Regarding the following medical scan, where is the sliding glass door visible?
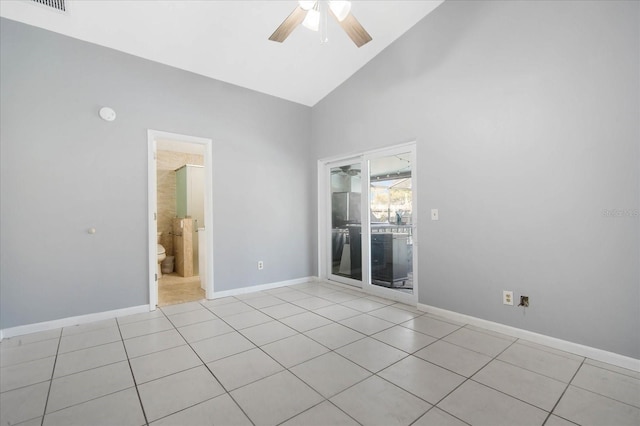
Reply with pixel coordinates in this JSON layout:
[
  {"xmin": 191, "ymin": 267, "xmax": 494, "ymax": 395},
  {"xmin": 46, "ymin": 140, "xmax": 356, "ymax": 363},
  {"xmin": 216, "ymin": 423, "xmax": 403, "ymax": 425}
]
[
  {"xmin": 327, "ymin": 160, "xmax": 363, "ymax": 287},
  {"xmin": 364, "ymin": 148, "xmax": 416, "ymax": 303},
  {"xmin": 323, "ymin": 143, "xmax": 417, "ymax": 303}
]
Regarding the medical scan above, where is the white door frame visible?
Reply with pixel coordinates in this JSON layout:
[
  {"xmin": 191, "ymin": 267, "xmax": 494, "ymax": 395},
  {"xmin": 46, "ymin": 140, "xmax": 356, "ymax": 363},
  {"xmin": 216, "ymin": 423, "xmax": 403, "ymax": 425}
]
[
  {"xmin": 147, "ymin": 129, "xmax": 214, "ymax": 309},
  {"xmin": 318, "ymin": 142, "xmax": 418, "ymax": 305}
]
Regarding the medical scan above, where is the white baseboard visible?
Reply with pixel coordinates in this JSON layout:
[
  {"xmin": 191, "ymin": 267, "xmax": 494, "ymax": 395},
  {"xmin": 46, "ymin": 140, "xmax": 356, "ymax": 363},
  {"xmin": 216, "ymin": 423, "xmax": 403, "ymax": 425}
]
[
  {"xmin": 0, "ymin": 305, "xmax": 150, "ymax": 340},
  {"xmin": 212, "ymin": 276, "xmax": 318, "ymax": 299},
  {"xmin": 418, "ymin": 303, "xmax": 640, "ymax": 373},
  {"xmin": 0, "ymin": 277, "xmax": 320, "ymax": 340}
]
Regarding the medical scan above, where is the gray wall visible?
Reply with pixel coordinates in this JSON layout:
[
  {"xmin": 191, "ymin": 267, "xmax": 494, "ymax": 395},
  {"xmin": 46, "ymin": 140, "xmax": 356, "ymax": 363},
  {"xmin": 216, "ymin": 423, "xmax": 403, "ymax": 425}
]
[
  {"xmin": 0, "ymin": 18, "xmax": 313, "ymax": 329},
  {"xmin": 312, "ymin": 1, "xmax": 639, "ymax": 358}
]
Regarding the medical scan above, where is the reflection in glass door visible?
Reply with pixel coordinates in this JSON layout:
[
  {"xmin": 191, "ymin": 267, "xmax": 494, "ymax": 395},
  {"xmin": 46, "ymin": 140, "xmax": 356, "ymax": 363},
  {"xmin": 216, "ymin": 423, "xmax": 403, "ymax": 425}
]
[
  {"xmin": 329, "ymin": 162, "xmax": 363, "ymax": 286},
  {"xmin": 368, "ymin": 152, "xmax": 414, "ymax": 295}
]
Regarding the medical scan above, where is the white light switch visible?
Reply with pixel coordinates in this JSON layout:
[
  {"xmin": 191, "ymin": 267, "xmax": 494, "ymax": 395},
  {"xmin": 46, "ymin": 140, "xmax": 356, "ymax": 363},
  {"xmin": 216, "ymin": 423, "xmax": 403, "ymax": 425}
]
[{"xmin": 431, "ymin": 209, "xmax": 439, "ymax": 220}]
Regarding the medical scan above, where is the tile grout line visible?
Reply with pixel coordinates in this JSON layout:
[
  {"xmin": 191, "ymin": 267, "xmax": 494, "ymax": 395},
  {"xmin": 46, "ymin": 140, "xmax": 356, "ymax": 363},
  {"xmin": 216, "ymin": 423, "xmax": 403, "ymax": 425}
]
[
  {"xmin": 493, "ymin": 340, "xmax": 585, "ymax": 385},
  {"xmin": 164, "ymin": 302, "xmax": 258, "ymax": 426},
  {"xmin": 541, "ymin": 357, "xmax": 586, "ymax": 425},
  {"xmin": 460, "ymin": 341, "xmax": 575, "ymax": 419},
  {"xmin": 198, "ymin": 287, "xmax": 400, "ymax": 425},
  {"xmin": 39, "ymin": 328, "xmax": 63, "ymax": 426},
  {"xmin": 165, "ymin": 283, "xmax": 357, "ymax": 426},
  {"xmin": 411, "ymin": 335, "xmax": 522, "ymax": 424},
  {"xmin": 116, "ymin": 316, "xmax": 151, "ymax": 426},
  {"xmin": 133, "ymin": 283, "xmax": 639, "ymax": 425},
  {"xmin": 9, "ymin": 282, "xmax": 636, "ymax": 425},
  {"xmin": 268, "ymin": 291, "xmax": 430, "ymax": 425}
]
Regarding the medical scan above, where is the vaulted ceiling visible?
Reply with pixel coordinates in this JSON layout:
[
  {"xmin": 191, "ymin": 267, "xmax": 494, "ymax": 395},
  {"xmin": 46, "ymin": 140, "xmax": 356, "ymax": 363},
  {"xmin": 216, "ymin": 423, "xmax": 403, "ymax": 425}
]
[{"xmin": 0, "ymin": 0, "xmax": 444, "ymax": 106}]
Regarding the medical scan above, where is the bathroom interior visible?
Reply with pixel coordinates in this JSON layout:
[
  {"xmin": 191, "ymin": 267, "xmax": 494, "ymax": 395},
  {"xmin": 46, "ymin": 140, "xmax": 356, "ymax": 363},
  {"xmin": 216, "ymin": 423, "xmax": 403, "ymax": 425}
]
[{"xmin": 156, "ymin": 139, "xmax": 206, "ymax": 307}]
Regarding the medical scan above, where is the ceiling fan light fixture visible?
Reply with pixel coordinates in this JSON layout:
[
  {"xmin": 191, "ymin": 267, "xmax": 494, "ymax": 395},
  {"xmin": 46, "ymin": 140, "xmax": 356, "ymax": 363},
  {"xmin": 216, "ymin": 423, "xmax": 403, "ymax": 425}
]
[
  {"xmin": 298, "ymin": 1, "xmax": 316, "ymax": 11},
  {"xmin": 302, "ymin": 7, "xmax": 320, "ymax": 31},
  {"xmin": 329, "ymin": 1, "xmax": 351, "ymax": 22}
]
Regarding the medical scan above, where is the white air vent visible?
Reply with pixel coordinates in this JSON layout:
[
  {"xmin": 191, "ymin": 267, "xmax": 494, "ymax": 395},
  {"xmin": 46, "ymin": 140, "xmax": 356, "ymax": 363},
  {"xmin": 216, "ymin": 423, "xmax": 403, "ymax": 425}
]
[{"xmin": 31, "ymin": 0, "xmax": 68, "ymax": 14}]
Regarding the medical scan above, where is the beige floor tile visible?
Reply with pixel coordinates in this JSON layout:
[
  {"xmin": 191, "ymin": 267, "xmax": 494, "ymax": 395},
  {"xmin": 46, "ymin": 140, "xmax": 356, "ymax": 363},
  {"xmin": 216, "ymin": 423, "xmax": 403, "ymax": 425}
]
[
  {"xmin": 1, "ymin": 356, "xmax": 55, "ymax": 392},
  {"xmin": 176, "ymin": 318, "xmax": 233, "ymax": 343},
  {"xmin": 62, "ymin": 319, "xmax": 117, "ymax": 337},
  {"xmin": 151, "ymin": 393, "xmax": 251, "ymax": 425},
  {"xmin": 413, "ymin": 408, "xmax": 468, "ymax": 426},
  {"xmin": 224, "ymin": 310, "xmax": 273, "ymax": 330},
  {"xmin": 46, "ymin": 361, "xmax": 134, "ymax": 413},
  {"xmin": 259, "ymin": 303, "xmax": 307, "ymax": 319},
  {"xmin": 304, "ymin": 323, "xmax": 366, "ymax": 350},
  {"xmin": 262, "ymin": 334, "xmax": 329, "ymax": 368},
  {"xmin": 207, "ymin": 347, "xmax": 284, "ymax": 391},
  {"xmin": 280, "ymin": 401, "xmax": 359, "ymax": 426},
  {"xmin": 571, "ymin": 363, "xmax": 640, "ymax": 407},
  {"xmin": 438, "ymin": 380, "xmax": 547, "ymax": 426},
  {"xmin": 280, "ymin": 312, "xmax": 333, "ymax": 332},
  {"xmin": 138, "ymin": 366, "xmax": 225, "ymax": 422},
  {"xmin": 312, "ymin": 304, "xmax": 361, "ymax": 321},
  {"xmin": 244, "ymin": 295, "xmax": 287, "ymax": 309},
  {"xmin": 339, "ymin": 314, "xmax": 395, "ymax": 335},
  {"xmin": 43, "ymin": 388, "xmax": 145, "ymax": 426},
  {"xmin": 498, "ymin": 341, "xmax": 582, "ymax": 382},
  {"xmin": 553, "ymin": 385, "xmax": 640, "ymax": 426},
  {"xmin": 291, "ymin": 296, "xmax": 335, "ymax": 310},
  {"xmin": 54, "ymin": 341, "xmax": 127, "ymax": 377},
  {"xmin": 442, "ymin": 327, "xmax": 513, "ymax": 357},
  {"xmin": 0, "ymin": 381, "xmax": 49, "ymax": 426},
  {"xmin": 58, "ymin": 326, "xmax": 122, "ymax": 354},
  {"xmin": 190, "ymin": 331, "xmax": 255, "ymax": 363},
  {"xmin": 166, "ymin": 308, "xmax": 216, "ymax": 328},
  {"xmin": 414, "ymin": 340, "xmax": 492, "ymax": 377},
  {"xmin": 119, "ymin": 317, "xmax": 173, "ymax": 340},
  {"xmin": 239, "ymin": 321, "xmax": 298, "ymax": 346},
  {"xmin": 330, "ymin": 375, "xmax": 430, "ymax": 426},
  {"xmin": 0, "ymin": 329, "xmax": 60, "ymax": 349},
  {"xmin": 230, "ymin": 370, "xmax": 323, "ymax": 426},
  {"xmin": 158, "ymin": 275, "xmax": 204, "ymax": 308},
  {"xmin": 367, "ymin": 306, "xmax": 421, "ymax": 324},
  {"xmin": 341, "ymin": 298, "xmax": 388, "ymax": 313},
  {"xmin": 401, "ymin": 316, "xmax": 461, "ymax": 339},
  {"xmin": 124, "ymin": 329, "xmax": 186, "ymax": 358},
  {"xmin": 130, "ymin": 344, "xmax": 202, "ymax": 384},
  {"xmin": 336, "ymin": 337, "xmax": 407, "ymax": 373},
  {"xmin": 372, "ymin": 325, "xmax": 437, "ymax": 354},
  {"xmin": 117, "ymin": 309, "xmax": 165, "ymax": 325},
  {"xmin": 1, "ymin": 338, "xmax": 59, "ymax": 367},
  {"xmin": 379, "ymin": 356, "xmax": 465, "ymax": 404},
  {"xmin": 473, "ymin": 359, "xmax": 567, "ymax": 411},
  {"xmin": 291, "ymin": 352, "xmax": 371, "ymax": 398}
]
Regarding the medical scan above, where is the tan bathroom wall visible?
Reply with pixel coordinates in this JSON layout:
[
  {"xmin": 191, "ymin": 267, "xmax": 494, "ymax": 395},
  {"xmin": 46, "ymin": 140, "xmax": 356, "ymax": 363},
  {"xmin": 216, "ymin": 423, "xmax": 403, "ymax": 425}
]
[{"xmin": 157, "ymin": 150, "xmax": 204, "ymax": 256}]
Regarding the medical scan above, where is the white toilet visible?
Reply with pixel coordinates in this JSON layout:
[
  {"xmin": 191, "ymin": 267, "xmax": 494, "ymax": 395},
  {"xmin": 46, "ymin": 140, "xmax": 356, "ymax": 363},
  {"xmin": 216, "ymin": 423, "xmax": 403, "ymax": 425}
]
[{"xmin": 157, "ymin": 232, "xmax": 166, "ymax": 278}]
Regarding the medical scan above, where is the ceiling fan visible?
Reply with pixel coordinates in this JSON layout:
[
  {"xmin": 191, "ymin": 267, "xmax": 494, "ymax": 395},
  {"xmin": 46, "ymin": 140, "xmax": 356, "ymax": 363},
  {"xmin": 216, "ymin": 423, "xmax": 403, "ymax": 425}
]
[
  {"xmin": 269, "ymin": 1, "xmax": 372, "ymax": 48},
  {"xmin": 332, "ymin": 165, "xmax": 361, "ymax": 176}
]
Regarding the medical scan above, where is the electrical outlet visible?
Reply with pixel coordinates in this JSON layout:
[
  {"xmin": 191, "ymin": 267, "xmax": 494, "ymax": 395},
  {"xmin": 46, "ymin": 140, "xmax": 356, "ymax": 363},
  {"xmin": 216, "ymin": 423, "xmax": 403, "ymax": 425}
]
[
  {"xmin": 519, "ymin": 295, "xmax": 529, "ymax": 307},
  {"xmin": 257, "ymin": 261, "xmax": 264, "ymax": 270},
  {"xmin": 503, "ymin": 290, "xmax": 513, "ymax": 305}
]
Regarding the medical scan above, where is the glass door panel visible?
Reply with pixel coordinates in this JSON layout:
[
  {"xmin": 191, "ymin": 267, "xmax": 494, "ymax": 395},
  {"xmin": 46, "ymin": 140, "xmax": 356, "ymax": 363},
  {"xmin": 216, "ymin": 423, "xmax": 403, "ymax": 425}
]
[
  {"xmin": 329, "ymin": 162, "xmax": 363, "ymax": 285},
  {"xmin": 368, "ymin": 152, "xmax": 414, "ymax": 295}
]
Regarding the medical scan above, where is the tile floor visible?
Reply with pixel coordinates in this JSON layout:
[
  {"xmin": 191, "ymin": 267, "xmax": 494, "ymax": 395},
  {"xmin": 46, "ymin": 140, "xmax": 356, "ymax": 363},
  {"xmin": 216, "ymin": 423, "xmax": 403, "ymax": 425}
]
[
  {"xmin": 158, "ymin": 273, "xmax": 204, "ymax": 307},
  {"xmin": 1, "ymin": 281, "xmax": 639, "ymax": 426}
]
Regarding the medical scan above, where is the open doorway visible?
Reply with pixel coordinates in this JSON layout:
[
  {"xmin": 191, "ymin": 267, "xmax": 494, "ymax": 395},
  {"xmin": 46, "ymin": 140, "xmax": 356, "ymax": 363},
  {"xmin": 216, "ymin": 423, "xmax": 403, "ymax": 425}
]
[{"xmin": 148, "ymin": 130, "xmax": 214, "ymax": 309}]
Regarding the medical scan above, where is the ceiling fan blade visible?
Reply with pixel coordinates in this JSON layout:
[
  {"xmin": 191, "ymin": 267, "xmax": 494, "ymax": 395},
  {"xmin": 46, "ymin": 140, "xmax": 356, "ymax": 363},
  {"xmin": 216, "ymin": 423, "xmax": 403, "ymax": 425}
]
[
  {"xmin": 333, "ymin": 11, "xmax": 372, "ymax": 48},
  {"xmin": 269, "ymin": 6, "xmax": 307, "ymax": 43}
]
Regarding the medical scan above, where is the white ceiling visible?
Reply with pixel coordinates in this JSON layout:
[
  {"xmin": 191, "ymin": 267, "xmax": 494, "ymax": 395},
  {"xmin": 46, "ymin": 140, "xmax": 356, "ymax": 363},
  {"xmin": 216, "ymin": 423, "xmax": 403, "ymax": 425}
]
[{"xmin": 0, "ymin": 0, "xmax": 443, "ymax": 106}]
